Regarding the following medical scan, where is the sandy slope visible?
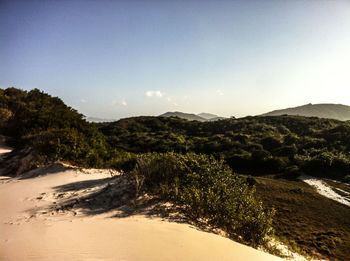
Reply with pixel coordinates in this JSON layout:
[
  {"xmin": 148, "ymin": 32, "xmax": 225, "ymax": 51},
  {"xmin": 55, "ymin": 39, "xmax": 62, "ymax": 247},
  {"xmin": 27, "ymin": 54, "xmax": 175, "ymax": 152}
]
[
  {"xmin": 0, "ymin": 142, "xmax": 12, "ymax": 158},
  {"xmin": 298, "ymin": 175, "xmax": 350, "ymax": 207},
  {"xmin": 0, "ymin": 152, "xmax": 282, "ymax": 261}
]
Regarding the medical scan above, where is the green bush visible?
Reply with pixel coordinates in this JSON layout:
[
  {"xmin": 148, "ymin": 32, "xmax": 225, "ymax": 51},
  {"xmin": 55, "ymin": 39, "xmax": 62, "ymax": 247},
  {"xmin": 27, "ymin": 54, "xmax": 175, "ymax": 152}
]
[
  {"xmin": 27, "ymin": 128, "xmax": 107, "ymax": 168},
  {"xmin": 344, "ymin": 175, "xmax": 350, "ymax": 183},
  {"xmin": 131, "ymin": 152, "xmax": 274, "ymax": 246},
  {"xmin": 107, "ymin": 149, "xmax": 137, "ymax": 172}
]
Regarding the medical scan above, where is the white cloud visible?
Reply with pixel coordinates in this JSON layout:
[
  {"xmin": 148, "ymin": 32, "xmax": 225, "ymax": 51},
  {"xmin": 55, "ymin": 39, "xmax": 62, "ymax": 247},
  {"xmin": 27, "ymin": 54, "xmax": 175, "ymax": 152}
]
[
  {"xmin": 146, "ymin": 90, "xmax": 179, "ymax": 106},
  {"xmin": 80, "ymin": 98, "xmax": 87, "ymax": 103},
  {"xmin": 155, "ymin": 91, "xmax": 163, "ymax": 97},
  {"xmin": 111, "ymin": 99, "xmax": 127, "ymax": 106},
  {"xmin": 146, "ymin": 90, "xmax": 164, "ymax": 97},
  {"xmin": 165, "ymin": 96, "xmax": 179, "ymax": 106},
  {"xmin": 216, "ymin": 90, "xmax": 224, "ymax": 96}
]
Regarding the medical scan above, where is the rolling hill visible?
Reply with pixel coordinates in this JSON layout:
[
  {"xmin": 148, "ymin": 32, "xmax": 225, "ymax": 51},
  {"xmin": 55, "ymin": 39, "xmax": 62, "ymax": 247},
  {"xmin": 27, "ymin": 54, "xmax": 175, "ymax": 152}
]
[
  {"xmin": 262, "ymin": 103, "xmax": 350, "ymax": 121},
  {"xmin": 197, "ymin": 112, "xmax": 219, "ymax": 120},
  {"xmin": 160, "ymin": 111, "xmax": 225, "ymax": 121},
  {"xmin": 86, "ymin": 116, "xmax": 116, "ymax": 123}
]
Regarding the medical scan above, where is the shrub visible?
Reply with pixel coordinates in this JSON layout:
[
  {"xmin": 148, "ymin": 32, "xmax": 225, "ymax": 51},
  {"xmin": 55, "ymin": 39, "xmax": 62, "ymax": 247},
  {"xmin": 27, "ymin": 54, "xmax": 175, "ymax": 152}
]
[
  {"xmin": 27, "ymin": 128, "xmax": 107, "ymax": 168},
  {"xmin": 344, "ymin": 175, "xmax": 350, "ymax": 183},
  {"xmin": 261, "ymin": 136, "xmax": 281, "ymax": 151},
  {"xmin": 131, "ymin": 152, "xmax": 274, "ymax": 246},
  {"xmin": 107, "ymin": 150, "xmax": 137, "ymax": 172}
]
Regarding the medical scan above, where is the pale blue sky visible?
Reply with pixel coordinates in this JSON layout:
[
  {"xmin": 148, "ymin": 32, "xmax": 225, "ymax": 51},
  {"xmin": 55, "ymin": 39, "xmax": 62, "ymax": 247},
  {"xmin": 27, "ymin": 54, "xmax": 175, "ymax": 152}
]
[{"xmin": 1, "ymin": 0, "xmax": 350, "ymax": 119}]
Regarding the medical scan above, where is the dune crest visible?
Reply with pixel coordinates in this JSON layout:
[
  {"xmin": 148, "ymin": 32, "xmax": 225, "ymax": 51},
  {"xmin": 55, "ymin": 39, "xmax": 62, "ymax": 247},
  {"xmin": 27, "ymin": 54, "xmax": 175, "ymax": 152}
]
[{"xmin": 0, "ymin": 159, "xmax": 283, "ymax": 261}]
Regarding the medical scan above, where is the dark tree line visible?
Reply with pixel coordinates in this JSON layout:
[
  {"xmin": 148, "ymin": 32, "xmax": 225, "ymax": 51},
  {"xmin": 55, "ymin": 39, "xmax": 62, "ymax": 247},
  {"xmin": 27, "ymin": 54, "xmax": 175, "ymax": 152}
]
[
  {"xmin": 97, "ymin": 115, "xmax": 350, "ymax": 181},
  {"xmin": 2, "ymin": 87, "xmax": 350, "ymax": 181}
]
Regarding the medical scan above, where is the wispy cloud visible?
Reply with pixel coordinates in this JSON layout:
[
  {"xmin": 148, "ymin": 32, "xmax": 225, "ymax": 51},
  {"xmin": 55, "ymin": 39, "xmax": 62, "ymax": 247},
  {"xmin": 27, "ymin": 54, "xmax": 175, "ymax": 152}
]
[
  {"xmin": 111, "ymin": 99, "xmax": 127, "ymax": 106},
  {"xmin": 146, "ymin": 90, "xmax": 180, "ymax": 106},
  {"xmin": 146, "ymin": 90, "xmax": 164, "ymax": 98},
  {"xmin": 80, "ymin": 98, "xmax": 87, "ymax": 103},
  {"xmin": 216, "ymin": 90, "xmax": 224, "ymax": 96},
  {"xmin": 166, "ymin": 96, "xmax": 179, "ymax": 106}
]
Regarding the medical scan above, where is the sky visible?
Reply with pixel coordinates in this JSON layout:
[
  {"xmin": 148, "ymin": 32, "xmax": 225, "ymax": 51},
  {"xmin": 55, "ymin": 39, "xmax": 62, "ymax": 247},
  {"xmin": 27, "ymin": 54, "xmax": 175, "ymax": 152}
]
[{"xmin": 1, "ymin": 0, "xmax": 350, "ymax": 119}]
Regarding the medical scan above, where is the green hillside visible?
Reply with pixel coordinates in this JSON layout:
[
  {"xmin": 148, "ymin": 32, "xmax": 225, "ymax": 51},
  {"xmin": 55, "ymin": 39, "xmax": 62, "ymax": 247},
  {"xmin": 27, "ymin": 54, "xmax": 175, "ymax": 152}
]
[{"xmin": 262, "ymin": 103, "xmax": 350, "ymax": 121}]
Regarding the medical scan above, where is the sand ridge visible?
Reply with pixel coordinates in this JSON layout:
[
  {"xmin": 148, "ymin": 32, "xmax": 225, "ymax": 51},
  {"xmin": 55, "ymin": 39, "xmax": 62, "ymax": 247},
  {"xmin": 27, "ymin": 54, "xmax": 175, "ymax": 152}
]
[{"xmin": 0, "ymin": 148, "xmax": 283, "ymax": 260}]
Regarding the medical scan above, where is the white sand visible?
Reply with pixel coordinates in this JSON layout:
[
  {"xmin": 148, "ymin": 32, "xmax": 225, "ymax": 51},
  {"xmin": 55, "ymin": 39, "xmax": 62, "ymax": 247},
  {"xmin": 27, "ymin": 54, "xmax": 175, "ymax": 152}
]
[
  {"xmin": 298, "ymin": 175, "xmax": 350, "ymax": 207},
  {"xmin": 0, "ymin": 145, "xmax": 12, "ymax": 155},
  {"xmin": 0, "ymin": 160, "xmax": 283, "ymax": 261},
  {"xmin": 0, "ymin": 143, "xmax": 12, "ymax": 160}
]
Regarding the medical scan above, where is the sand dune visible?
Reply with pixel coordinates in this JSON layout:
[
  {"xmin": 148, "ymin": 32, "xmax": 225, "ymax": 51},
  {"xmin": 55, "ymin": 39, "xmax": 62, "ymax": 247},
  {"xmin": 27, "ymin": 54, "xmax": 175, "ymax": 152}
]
[
  {"xmin": 0, "ymin": 151, "xmax": 283, "ymax": 260},
  {"xmin": 0, "ymin": 142, "xmax": 12, "ymax": 158}
]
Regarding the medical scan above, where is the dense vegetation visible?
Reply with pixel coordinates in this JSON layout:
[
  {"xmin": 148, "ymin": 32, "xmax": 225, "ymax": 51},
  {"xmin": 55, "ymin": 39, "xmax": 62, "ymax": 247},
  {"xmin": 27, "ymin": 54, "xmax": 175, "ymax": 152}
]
[
  {"xmin": 97, "ymin": 115, "xmax": 350, "ymax": 181},
  {"xmin": 133, "ymin": 152, "xmax": 274, "ymax": 246},
  {"xmin": 0, "ymin": 87, "xmax": 124, "ymax": 168},
  {"xmin": 3, "ymin": 87, "xmax": 349, "ymax": 182}
]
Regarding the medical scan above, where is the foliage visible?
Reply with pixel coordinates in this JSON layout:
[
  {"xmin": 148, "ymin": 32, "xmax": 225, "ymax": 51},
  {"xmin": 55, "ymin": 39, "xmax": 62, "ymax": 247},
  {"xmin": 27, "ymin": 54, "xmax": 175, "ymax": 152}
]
[
  {"xmin": 26, "ymin": 128, "xmax": 107, "ymax": 168},
  {"xmin": 0, "ymin": 88, "xmax": 88, "ymax": 138},
  {"xmin": 106, "ymin": 149, "xmax": 137, "ymax": 172},
  {"xmin": 98, "ymin": 114, "xmax": 350, "ymax": 181},
  {"xmin": 3, "ymin": 87, "xmax": 350, "ymax": 181},
  {"xmin": 344, "ymin": 175, "xmax": 350, "ymax": 183},
  {"xmin": 132, "ymin": 152, "xmax": 274, "ymax": 246}
]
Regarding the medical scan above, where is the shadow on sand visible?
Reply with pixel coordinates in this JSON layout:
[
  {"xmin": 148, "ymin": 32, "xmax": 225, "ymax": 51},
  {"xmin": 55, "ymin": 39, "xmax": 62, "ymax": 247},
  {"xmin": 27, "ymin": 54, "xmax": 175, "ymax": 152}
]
[
  {"xmin": 19, "ymin": 165, "xmax": 222, "ymax": 235},
  {"xmin": 18, "ymin": 163, "xmax": 75, "ymax": 179},
  {"xmin": 38, "ymin": 173, "xmax": 191, "ymax": 226}
]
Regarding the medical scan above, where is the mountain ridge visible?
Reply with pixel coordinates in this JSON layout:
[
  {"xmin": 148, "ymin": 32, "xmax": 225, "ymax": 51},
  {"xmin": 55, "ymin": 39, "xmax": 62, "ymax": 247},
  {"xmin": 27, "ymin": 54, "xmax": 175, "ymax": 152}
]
[
  {"xmin": 86, "ymin": 116, "xmax": 116, "ymax": 123},
  {"xmin": 160, "ymin": 111, "xmax": 226, "ymax": 121},
  {"xmin": 197, "ymin": 112, "xmax": 219, "ymax": 120},
  {"xmin": 261, "ymin": 103, "xmax": 350, "ymax": 121}
]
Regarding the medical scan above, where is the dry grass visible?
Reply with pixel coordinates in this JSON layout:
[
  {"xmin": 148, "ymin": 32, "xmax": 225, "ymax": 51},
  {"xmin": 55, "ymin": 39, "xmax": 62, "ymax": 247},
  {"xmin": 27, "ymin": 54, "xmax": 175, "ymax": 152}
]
[{"xmin": 254, "ymin": 176, "xmax": 350, "ymax": 260}]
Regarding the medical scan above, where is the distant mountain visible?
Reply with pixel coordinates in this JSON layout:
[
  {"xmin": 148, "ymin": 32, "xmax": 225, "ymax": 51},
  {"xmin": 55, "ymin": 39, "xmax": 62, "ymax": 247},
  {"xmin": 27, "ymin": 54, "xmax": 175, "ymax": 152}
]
[
  {"xmin": 86, "ymin": 116, "xmax": 116, "ymax": 123},
  {"xmin": 160, "ymin": 112, "xmax": 206, "ymax": 121},
  {"xmin": 262, "ymin": 103, "xmax": 350, "ymax": 121},
  {"xmin": 197, "ymin": 113, "xmax": 219, "ymax": 120},
  {"xmin": 208, "ymin": 116, "xmax": 227, "ymax": 121},
  {"xmin": 160, "ymin": 111, "xmax": 226, "ymax": 121}
]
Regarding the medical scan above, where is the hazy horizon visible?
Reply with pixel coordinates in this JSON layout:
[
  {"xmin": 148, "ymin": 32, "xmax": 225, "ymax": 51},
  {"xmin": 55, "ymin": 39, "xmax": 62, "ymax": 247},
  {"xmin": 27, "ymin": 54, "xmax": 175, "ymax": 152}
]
[{"xmin": 1, "ymin": 0, "xmax": 350, "ymax": 119}]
